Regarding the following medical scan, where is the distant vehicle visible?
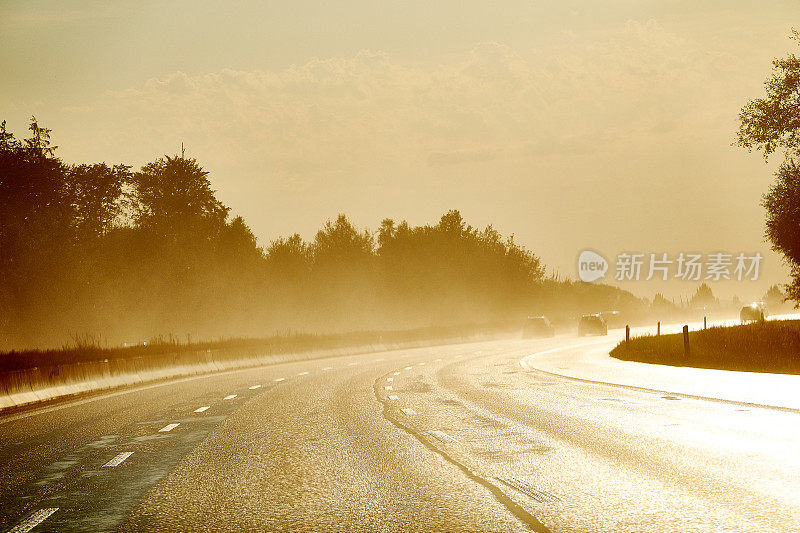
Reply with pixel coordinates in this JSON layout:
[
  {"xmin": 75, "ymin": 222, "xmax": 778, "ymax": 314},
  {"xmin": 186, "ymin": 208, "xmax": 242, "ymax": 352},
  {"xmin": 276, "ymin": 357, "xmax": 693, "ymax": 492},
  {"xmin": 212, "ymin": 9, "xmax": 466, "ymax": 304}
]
[
  {"xmin": 740, "ymin": 303, "xmax": 767, "ymax": 323},
  {"xmin": 599, "ymin": 310, "xmax": 621, "ymax": 326},
  {"xmin": 523, "ymin": 316, "xmax": 555, "ymax": 338},
  {"xmin": 578, "ymin": 314, "xmax": 608, "ymax": 336}
]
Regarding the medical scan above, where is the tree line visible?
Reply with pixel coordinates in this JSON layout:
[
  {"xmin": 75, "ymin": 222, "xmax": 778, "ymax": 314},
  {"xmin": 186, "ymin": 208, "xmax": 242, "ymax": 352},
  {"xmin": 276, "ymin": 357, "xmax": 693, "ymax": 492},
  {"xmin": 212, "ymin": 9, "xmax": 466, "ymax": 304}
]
[{"xmin": 1, "ymin": 119, "xmax": 649, "ymax": 349}]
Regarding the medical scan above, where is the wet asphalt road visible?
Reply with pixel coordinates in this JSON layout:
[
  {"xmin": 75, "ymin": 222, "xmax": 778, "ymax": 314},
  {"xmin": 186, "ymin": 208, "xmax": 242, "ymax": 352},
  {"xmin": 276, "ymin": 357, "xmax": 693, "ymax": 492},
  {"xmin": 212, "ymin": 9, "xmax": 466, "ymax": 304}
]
[{"xmin": 2, "ymin": 335, "xmax": 800, "ymax": 532}]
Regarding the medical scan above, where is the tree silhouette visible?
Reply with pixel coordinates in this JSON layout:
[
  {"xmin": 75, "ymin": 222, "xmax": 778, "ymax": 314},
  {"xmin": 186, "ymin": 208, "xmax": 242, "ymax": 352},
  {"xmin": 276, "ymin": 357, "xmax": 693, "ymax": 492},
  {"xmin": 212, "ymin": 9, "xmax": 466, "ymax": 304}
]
[{"xmin": 738, "ymin": 30, "xmax": 800, "ymax": 303}]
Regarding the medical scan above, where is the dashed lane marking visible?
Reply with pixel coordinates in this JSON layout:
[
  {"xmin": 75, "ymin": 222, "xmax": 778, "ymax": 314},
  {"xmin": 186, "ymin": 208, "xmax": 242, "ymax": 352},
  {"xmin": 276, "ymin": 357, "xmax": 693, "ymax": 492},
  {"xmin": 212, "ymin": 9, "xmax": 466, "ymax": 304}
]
[
  {"xmin": 384, "ymin": 386, "xmax": 393, "ymax": 391},
  {"xmin": 429, "ymin": 430, "xmax": 457, "ymax": 443},
  {"xmin": 223, "ymin": 394, "xmax": 238, "ymax": 400},
  {"xmin": 158, "ymin": 423, "xmax": 180, "ymax": 432},
  {"xmin": 388, "ymin": 395, "xmax": 399, "ymax": 400},
  {"xmin": 103, "ymin": 451, "xmax": 133, "ymax": 467},
  {"xmin": 392, "ymin": 372, "xmax": 401, "ymax": 376},
  {"xmin": 404, "ymin": 366, "xmax": 412, "ymax": 371},
  {"xmin": 347, "ymin": 362, "xmax": 358, "ymax": 366},
  {"xmin": 248, "ymin": 385, "xmax": 261, "ymax": 390},
  {"xmin": 400, "ymin": 408, "xmax": 417, "ymax": 416},
  {"xmin": 8, "ymin": 508, "xmax": 59, "ymax": 533},
  {"xmin": 386, "ymin": 377, "xmax": 394, "ymax": 382},
  {"xmin": 274, "ymin": 377, "xmax": 286, "ymax": 382},
  {"xmin": 194, "ymin": 406, "xmax": 211, "ymax": 413},
  {"xmin": 297, "ymin": 371, "xmax": 310, "ymax": 376},
  {"xmin": 322, "ymin": 367, "xmax": 333, "ymax": 371}
]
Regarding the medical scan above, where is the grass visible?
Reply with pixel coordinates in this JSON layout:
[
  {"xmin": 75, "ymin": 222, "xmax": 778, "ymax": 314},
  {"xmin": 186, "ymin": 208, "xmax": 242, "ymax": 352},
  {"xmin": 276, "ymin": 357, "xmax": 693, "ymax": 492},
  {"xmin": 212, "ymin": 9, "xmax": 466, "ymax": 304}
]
[
  {"xmin": 610, "ymin": 319, "xmax": 800, "ymax": 374},
  {"xmin": 0, "ymin": 321, "xmax": 518, "ymax": 374}
]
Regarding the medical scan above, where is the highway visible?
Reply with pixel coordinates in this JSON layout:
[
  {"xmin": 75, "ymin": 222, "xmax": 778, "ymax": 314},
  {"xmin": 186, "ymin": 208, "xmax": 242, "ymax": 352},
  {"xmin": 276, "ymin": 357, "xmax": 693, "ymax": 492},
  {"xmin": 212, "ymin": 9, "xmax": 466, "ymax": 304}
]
[{"xmin": 2, "ymin": 329, "xmax": 800, "ymax": 532}]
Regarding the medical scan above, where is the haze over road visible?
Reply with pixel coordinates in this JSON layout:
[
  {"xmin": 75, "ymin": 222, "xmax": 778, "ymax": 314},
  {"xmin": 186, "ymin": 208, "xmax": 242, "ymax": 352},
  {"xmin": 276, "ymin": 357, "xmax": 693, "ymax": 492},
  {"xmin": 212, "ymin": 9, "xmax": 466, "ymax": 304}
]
[{"xmin": 2, "ymin": 330, "xmax": 799, "ymax": 532}]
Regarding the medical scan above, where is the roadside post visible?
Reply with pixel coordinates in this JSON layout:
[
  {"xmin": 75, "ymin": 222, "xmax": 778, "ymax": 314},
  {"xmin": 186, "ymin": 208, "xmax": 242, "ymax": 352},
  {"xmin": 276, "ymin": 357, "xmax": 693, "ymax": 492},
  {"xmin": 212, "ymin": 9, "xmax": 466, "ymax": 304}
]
[
  {"xmin": 625, "ymin": 325, "xmax": 630, "ymax": 345},
  {"xmin": 683, "ymin": 325, "xmax": 690, "ymax": 359},
  {"xmin": 704, "ymin": 316, "xmax": 707, "ymax": 329},
  {"xmin": 657, "ymin": 321, "xmax": 660, "ymax": 336}
]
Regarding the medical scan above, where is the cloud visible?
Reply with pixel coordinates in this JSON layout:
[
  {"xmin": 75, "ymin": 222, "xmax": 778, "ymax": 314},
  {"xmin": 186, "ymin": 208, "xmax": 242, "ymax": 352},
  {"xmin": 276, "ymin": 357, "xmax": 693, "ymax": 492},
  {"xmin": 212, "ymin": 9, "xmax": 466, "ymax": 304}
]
[{"xmin": 63, "ymin": 19, "xmax": 740, "ymax": 188}]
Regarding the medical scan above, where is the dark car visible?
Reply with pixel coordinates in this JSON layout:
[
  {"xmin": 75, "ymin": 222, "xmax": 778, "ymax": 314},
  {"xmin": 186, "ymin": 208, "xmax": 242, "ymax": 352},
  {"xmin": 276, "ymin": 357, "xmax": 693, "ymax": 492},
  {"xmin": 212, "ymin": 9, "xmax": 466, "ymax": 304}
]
[
  {"xmin": 578, "ymin": 314, "xmax": 607, "ymax": 336},
  {"xmin": 523, "ymin": 316, "xmax": 555, "ymax": 338},
  {"xmin": 740, "ymin": 303, "xmax": 767, "ymax": 323}
]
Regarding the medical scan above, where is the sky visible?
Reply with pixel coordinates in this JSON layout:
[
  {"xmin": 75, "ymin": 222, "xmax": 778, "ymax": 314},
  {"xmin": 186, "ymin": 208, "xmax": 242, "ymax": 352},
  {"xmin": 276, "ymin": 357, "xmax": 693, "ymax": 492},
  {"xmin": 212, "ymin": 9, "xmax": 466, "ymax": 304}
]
[{"xmin": 2, "ymin": 1, "xmax": 798, "ymax": 301}]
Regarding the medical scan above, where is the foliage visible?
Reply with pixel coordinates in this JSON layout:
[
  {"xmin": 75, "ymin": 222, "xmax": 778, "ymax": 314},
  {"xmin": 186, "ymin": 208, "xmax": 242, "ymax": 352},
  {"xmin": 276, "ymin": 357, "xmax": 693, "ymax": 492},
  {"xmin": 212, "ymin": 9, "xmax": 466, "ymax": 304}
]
[
  {"xmin": 0, "ymin": 119, "xmax": 638, "ymax": 349},
  {"xmin": 611, "ymin": 320, "xmax": 800, "ymax": 374},
  {"xmin": 738, "ymin": 30, "xmax": 800, "ymax": 304}
]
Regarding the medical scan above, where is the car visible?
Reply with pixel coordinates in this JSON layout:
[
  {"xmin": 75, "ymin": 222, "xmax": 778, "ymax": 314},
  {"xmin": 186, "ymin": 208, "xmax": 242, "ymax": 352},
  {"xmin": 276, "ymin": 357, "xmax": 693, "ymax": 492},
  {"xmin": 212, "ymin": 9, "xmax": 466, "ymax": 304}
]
[
  {"xmin": 740, "ymin": 303, "xmax": 767, "ymax": 323},
  {"xmin": 599, "ymin": 310, "xmax": 621, "ymax": 327},
  {"xmin": 578, "ymin": 314, "xmax": 607, "ymax": 336},
  {"xmin": 522, "ymin": 316, "xmax": 555, "ymax": 338}
]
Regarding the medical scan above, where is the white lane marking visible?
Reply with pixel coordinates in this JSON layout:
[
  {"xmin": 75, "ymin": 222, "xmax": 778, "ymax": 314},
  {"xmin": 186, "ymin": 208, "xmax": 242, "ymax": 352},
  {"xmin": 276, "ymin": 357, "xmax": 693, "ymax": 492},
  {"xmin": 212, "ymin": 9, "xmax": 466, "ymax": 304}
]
[
  {"xmin": 404, "ymin": 366, "xmax": 412, "ymax": 371},
  {"xmin": 388, "ymin": 395, "xmax": 399, "ymax": 400},
  {"xmin": 298, "ymin": 371, "xmax": 310, "ymax": 376},
  {"xmin": 103, "ymin": 451, "xmax": 134, "ymax": 467},
  {"xmin": 194, "ymin": 406, "xmax": 211, "ymax": 413},
  {"xmin": 392, "ymin": 371, "xmax": 401, "ymax": 376},
  {"xmin": 159, "ymin": 423, "xmax": 180, "ymax": 432},
  {"xmin": 384, "ymin": 386, "xmax": 393, "ymax": 391},
  {"xmin": 434, "ymin": 358, "xmax": 442, "ymax": 362},
  {"xmin": 274, "ymin": 377, "xmax": 286, "ymax": 382},
  {"xmin": 376, "ymin": 358, "xmax": 385, "ymax": 362},
  {"xmin": 223, "ymin": 394, "xmax": 238, "ymax": 400},
  {"xmin": 429, "ymin": 430, "xmax": 458, "ymax": 443},
  {"xmin": 386, "ymin": 377, "xmax": 394, "ymax": 382},
  {"xmin": 347, "ymin": 362, "xmax": 358, "ymax": 366},
  {"xmin": 248, "ymin": 385, "xmax": 261, "ymax": 390},
  {"xmin": 8, "ymin": 508, "xmax": 59, "ymax": 533},
  {"xmin": 322, "ymin": 367, "xmax": 333, "ymax": 371},
  {"xmin": 417, "ymin": 362, "xmax": 425, "ymax": 366},
  {"xmin": 401, "ymin": 408, "xmax": 417, "ymax": 416}
]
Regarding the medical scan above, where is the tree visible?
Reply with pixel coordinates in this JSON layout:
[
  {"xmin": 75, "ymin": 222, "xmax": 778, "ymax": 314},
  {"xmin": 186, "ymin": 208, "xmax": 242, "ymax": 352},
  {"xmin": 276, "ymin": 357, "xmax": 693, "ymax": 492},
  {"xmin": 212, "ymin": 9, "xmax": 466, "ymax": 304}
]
[
  {"xmin": 132, "ymin": 155, "xmax": 229, "ymax": 237},
  {"xmin": 67, "ymin": 163, "xmax": 131, "ymax": 241},
  {"xmin": 737, "ymin": 30, "xmax": 800, "ymax": 303},
  {"xmin": 690, "ymin": 283, "xmax": 716, "ymax": 309},
  {"xmin": 763, "ymin": 284, "xmax": 787, "ymax": 309},
  {"xmin": 736, "ymin": 29, "xmax": 800, "ymax": 161}
]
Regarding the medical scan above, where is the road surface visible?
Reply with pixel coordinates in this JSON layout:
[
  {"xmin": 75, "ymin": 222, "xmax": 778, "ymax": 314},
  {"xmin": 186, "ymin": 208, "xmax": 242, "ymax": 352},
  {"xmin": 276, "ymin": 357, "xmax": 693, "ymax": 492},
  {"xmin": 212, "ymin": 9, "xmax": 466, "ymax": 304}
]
[{"xmin": 2, "ymin": 330, "xmax": 800, "ymax": 532}]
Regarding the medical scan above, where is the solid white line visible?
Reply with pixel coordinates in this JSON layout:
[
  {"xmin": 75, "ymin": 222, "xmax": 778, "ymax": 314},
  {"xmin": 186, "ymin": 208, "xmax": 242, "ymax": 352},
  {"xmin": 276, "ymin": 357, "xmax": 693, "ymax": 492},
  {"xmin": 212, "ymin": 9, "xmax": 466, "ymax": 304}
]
[
  {"xmin": 248, "ymin": 385, "xmax": 261, "ymax": 390},
  {"xmin": 388, "ymin": 395, "xmax": 399, "ymax": 400},
  {"xmin": 401, "ymin": 408, "xmax": 417, "ymax": 416},
  {"xmin": 8, "ymin": 508, "xmax": 59, "ymax": 533},
  {"xmin": 274, "ymin": 377, "xmax": 286, "ymax": 382},
  {"xmin": 384, "ymin": 386, "xmax": 393, "ymax": 391},
  {"xmin": 298, "ymin": 371, "xmax": 310, "ymax": 376},
  {"xmin": 194, "ymin": 406, "xmax": 211, "ymax": 413},
  {"xmin": 159, "ymin": 423, "xmax": 180, "ymax": 432},
  {"xmin": 223, "ymin": 394, "xmax": 238, "ymax": 400},
  {"xmin": 103, "ymin": 451, "xmax": 133, "ymax": 467}
]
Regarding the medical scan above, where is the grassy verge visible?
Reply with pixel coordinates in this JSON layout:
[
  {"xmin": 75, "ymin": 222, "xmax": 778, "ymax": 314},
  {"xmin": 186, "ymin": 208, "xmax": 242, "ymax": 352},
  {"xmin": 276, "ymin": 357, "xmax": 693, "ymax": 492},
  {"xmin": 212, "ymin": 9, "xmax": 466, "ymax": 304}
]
[
  {"xmin": 610, "ymin": 319, "xmax": 800, "ymax": 374},
  {"xmin": 0, "ymin": 321, "xmax": 518, "ymax": 374}
]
